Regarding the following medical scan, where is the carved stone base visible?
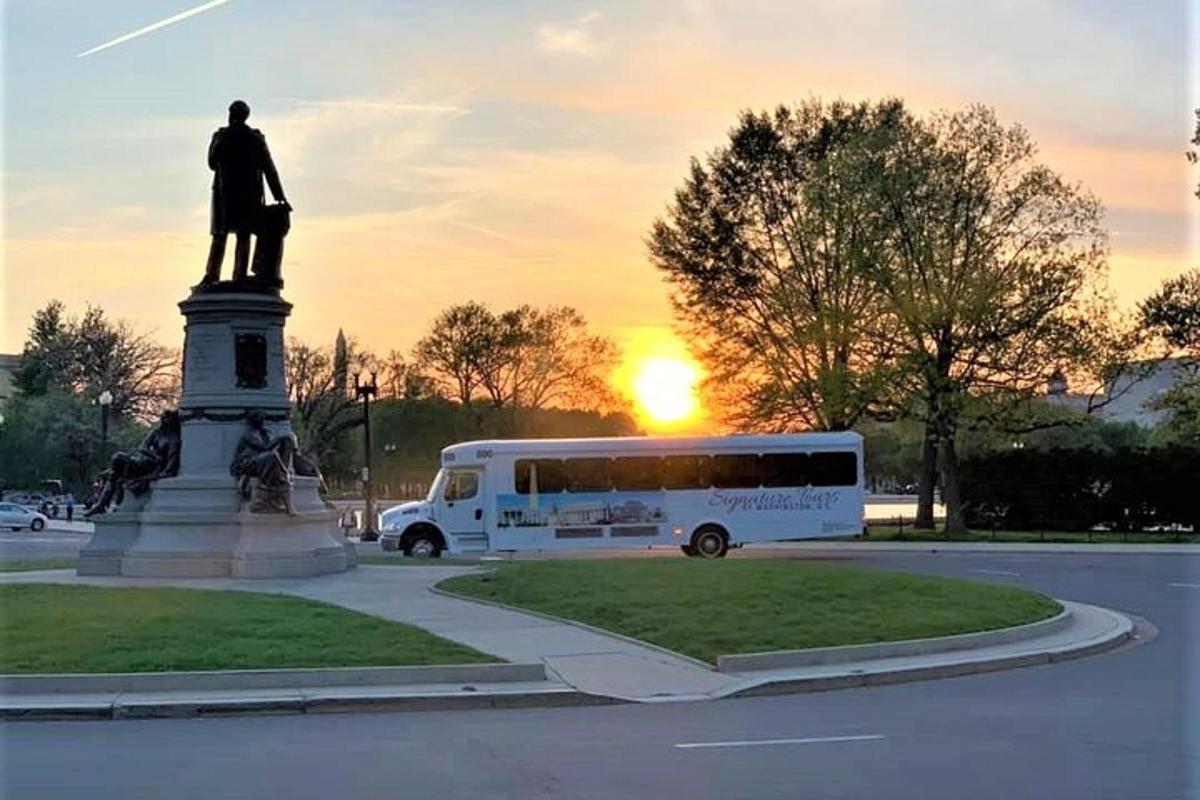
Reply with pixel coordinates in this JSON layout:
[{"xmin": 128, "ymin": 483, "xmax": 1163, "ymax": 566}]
[
  {"xmin": 76, "ymin": 288, "xmax": 354, "ymax": 580},
  {"xmin": 81, "ymin": 475, "xmax": 354, "ymax": 579}
]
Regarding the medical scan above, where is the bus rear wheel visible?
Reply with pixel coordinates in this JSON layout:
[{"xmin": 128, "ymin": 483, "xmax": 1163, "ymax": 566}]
[{"xmin": 690, "ymin": 526, "xmax": 728, "ymax": 559}]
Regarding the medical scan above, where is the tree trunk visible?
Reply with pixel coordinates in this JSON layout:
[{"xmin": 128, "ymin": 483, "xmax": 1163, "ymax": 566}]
[
  {"xmin": 939, "ymin": 430, "xmax": 966, "ymax": 536},
  {"xmin": 913, "ymin": 417, "xmax": 938, "ymax": 529}
]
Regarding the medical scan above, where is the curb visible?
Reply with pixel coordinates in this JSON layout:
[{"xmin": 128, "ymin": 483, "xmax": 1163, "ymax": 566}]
[
  {"xmin": 716, "ymin": 604, "xmax": 1071, "ymax": 672},
  {"xmin": 713, "ymin": 602, "xmax": 1133, "ymax": 699},
  {"xmin": 0, "ymin": 662, "xmax": 545, "ymax": 696},
  {"xmin": 1, "ymin": 687, "xmax": 622, "ymax": 722},
  {"xmin": 429, "ymin": 582, "xmax": 715, "ymax": 671}
]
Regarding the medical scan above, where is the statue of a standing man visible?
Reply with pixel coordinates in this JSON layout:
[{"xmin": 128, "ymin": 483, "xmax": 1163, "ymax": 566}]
[{"xmin": 201, "ymin": 100, "xmax": 291, "ymax": 285}]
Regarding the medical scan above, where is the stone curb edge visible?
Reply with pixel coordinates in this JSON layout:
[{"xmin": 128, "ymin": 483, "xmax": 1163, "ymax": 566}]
[
  {"xmin": 711, "ymin": 603, "xmax": 1134, "ymax": 700},
  {"xmin": 428, "ymin": 581, "xmax": 716, "ymax": 671},
  {"xmin": 0, "ymin": 662, "xmax": 546, "ymax": 696},
  {"xmin": 716, "ymin": 604, "xmax": 1072, "ymax": 672},
  {"xmin": 0, "ymin": 686, "xmax": 624, "ymax": 722}
]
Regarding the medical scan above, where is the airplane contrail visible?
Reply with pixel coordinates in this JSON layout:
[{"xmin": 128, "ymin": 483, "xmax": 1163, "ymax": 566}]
[{"xmin": 77, "ymin": 0, "xmax": 231, "ymax": 58}]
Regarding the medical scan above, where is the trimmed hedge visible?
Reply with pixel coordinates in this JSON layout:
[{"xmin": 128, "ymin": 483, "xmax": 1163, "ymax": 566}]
[{"xmin": 960, "ymin": 447, "xmax": 1199, "ymax": 532}]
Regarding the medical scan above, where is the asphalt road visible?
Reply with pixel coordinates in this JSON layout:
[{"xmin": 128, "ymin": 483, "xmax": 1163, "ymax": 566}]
[
  {"xmin": 1, "ymin": 549, "xmax": 1196, "ymax": 799},
  {"xmin": 0, "ymin": 529, "xmax": 90, "ymax": 561}
]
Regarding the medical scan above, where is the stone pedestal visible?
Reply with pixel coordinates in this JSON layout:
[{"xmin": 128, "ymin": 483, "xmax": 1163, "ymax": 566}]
[{"xmin": 78, "ymin": 288, "xmax": 354, "ymax": 579}]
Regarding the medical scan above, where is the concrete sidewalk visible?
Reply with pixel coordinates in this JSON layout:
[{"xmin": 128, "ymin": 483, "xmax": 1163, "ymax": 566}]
[
  {"xmin": 0, "ymin": 566, "xmax": 734, "ymax": 701},
  {"xmin": 1, "ymin": 565, "xmax": 1134, "ymax": 713}
]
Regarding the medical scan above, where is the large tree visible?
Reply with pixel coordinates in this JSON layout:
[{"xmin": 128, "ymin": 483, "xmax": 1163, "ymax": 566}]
[
  {"xmin": 15, "ymin": 301, "xmax": 177, "ymax": 421},
  {"xmin": 413, "ymin": 302, "xmax": 619, "ymax": 420},
  {"xmin": 479, "ymin": 305, "xmax": 618, "ymax": 413},
  {"xmin": 412, "ymin": 302, "xmax": 496, "ymax": 406},
  {"xmin": 875, "ymin": 105, "xmax": 1111, "ymax": 532},
  {"xmin": 1135, "ymin": 110, "xmax": 1200, "ymax": 442},
  {"xmin": 649, "ymin": 99, "xmax": 906, "ymax": 431}
]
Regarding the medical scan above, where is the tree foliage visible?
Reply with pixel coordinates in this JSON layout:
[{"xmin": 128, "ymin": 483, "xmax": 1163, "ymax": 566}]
[
  {"xmin": 413, "ymin": 302, "xmax": 619, "ymax": 415},
  {"xmin": 873, "ymin": 105, "xmax": 1115, "ymax": 531},
  {"xmin": 650, "ymin": 99, "xmax": 905, "ymax": 431},
  {"xmin": 285, "ymin": 336, "xmax": 375, "ymax": 469},
  {"xmin": 652, "ymin": 100, "xmax": 1120, "ymax": 533},
  {"xmin": 0, "ymin": 391, "xmax": 145, "ymax": 494},
  {"xmin": 15, "ymin": 301, "xmax": 177, "ymax": 421}
]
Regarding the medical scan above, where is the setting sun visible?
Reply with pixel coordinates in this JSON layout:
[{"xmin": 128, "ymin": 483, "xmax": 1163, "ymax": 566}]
[
  {"xmin": 612, "ymin": 327, "xmax": 706, "ymax": 432},
  {"xmin": 632, "ymin": 356, "xmax": 701, "ymax": 426}
]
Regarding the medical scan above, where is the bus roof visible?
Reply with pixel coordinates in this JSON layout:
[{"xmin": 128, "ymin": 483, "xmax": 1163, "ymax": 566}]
[{"xmin": 442, "ymin": 432, "xmax": 861, "ymax": 461}]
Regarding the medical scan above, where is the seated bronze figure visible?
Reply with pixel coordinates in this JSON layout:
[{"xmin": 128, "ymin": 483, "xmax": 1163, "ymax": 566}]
[
  {"xmin": 85, "ymin": 409, "xmax": 182, "ymax": 517},
  {"xmin": 231, "ymin": 410, "xmax": 299, "ymax": 514}
]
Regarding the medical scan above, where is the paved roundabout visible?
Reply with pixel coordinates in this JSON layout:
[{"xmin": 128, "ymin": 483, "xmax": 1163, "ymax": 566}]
[{"xmin": 1, "ymin": 547, "xmax": 1196, "ymax": 799}]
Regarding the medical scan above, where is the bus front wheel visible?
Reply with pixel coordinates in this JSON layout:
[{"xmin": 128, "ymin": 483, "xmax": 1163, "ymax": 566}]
[
  {"xmin": 690, "ymin": 526, "xmax": 728, "ymax": 559},
  {"xmin": 404, "ymin": 531, "xmax": 442, "ymax": 559}
]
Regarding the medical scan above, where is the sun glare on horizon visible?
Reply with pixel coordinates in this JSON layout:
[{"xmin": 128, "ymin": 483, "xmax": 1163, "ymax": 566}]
[
  {"xmin": 632, "ymin": 356, "xmax": 701, "ymax": 427},
  {"xmin": 613, "ymin": 329, "xmax": 705, "ymax": 432}
]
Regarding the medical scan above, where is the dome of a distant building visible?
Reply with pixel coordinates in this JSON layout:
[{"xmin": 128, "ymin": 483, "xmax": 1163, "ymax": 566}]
[{"xmin": 1047, "ymin": 369, "xmax": 1068, "ymax": 396}]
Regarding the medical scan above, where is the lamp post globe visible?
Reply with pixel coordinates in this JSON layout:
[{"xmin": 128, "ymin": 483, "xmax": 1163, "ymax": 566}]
[{"xmin": 98, "ymin": 390, "xmax": 114, "ymax": 463}]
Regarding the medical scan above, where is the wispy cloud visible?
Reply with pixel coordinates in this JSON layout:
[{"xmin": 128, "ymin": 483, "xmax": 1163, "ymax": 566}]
[
  {"xmin": 537, "ymin": 10, "xmax": 602, "ymax": 56},
  {"xmin": 76, "ymin": 0, "xmax": 230, "ymax": 58},
  {"xmin": 292, "ymin": 99, "xmax": 470, "ymax": 117}
]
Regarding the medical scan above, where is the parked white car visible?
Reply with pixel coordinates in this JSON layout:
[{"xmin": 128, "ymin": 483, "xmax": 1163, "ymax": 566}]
[{"xmin": 0, "ymin": 502, "xmax": 47, "ymax": 532}]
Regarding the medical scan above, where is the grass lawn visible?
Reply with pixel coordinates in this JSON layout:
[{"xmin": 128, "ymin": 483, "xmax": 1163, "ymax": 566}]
[
  {"xmin": 438, "ymin": 560, "xmax": 1061, "ymax": 664},
  {"xmin": 0, "ymin": 559, "xmax": 78, "ymax": 572},
  {"xmin": 864, "ymin": 524, "xmax": 1198, "ymax": 544},
  {"xmin": 0, "ymin": 585, "xmax": 499, "ymax": 673}
]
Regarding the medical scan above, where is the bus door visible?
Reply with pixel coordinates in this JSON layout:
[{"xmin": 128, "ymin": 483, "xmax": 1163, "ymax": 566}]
[{"xmin": 439, "ymin": 469, "xmax": 485, "ymax": 542}]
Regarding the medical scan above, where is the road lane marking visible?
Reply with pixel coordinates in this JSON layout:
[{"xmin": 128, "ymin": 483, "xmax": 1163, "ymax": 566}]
[
  {"xmin": 675, "ymin": 735, "xmax": 886, "ymax": 750},
  {"xmin": 970, "ymin": 569, "xmax": 1020, "ymax": 576},
  {"xmin": 1168, "ymin": 582, "xmax": 1200, "ymax": 589}
]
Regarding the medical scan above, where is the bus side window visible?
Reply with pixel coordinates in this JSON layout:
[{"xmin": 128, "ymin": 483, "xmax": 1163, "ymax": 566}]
[
  {"xmin": 809, "ymin": 452, "xmax": 858, "ymax": 486},
  {"xmin": 515, "ymin": 459, "xmax": 568, "ymax": 494},
  {"xmin": 760, "ymin": 453, "xmax": 810, "ymax": 487},
  {"xmin": 662, "ymin": 455, "xmax": 710, "ymax": 489},
  {"xmin": 612, "ymin": 457, "xmax": 663, "ymax": 491},
  {"xmin": 711, "ymin": 454, "xmax": 761, "ymax": 489},
  {"xmin": 564, "ymin": 458, "xmax": 612, "ymax": 492}
]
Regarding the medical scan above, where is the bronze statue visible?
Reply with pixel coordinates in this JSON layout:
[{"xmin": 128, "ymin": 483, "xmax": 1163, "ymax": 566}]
[
  {"xmin": 85, "ymin": 410, "xmax": 182, "ymax": 517},
  {"xmin": 230, "ymin": 410, "xmax": 298, "ymax": 514},
  {"xmin": 201, "ymin": 100, "xmax": 291, "ymax": 286}
]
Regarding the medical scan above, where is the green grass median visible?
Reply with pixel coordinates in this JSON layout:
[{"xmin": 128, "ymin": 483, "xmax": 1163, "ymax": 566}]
[
  {"xmin": 0, "ymin": 559, "xmax": 78, "ymax": 572},
  {"xmin": 0, "ymin": 585, "xmax": 499, "ymax": 673},
  {"xmin": 438, "ymin": 560, "xmax": 1060, "ymax": 664}
]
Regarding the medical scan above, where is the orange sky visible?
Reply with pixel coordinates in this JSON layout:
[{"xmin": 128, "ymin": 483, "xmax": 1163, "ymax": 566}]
[{"xmin": 3, "ymin": 1, "xmax": 1198, "ymax": 400}]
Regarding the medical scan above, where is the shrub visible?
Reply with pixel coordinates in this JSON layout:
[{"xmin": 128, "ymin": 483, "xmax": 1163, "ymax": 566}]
[{"xmin": 960, "ymin": 446, "xmax": 1199, "ymax": 532}]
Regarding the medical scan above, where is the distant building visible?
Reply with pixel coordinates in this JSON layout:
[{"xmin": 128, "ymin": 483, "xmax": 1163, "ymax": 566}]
[
  {"xmin": 1044, "ymin": 359, "xmax": 1194, "ymax": 427},
  {"xmin": 1043, "ymin": 368, "xmax": 1093, "ymax": 415},
  {"xmin": 1100, "ymin": 358, "xmax": 1193, "ymax": 427},
  {"xmin": 0, "ymin": 353, "xmax": 19, "ymax": 404}
]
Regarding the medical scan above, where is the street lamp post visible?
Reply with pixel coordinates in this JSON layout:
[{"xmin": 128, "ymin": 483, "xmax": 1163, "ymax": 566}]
[
  {"xmin": 98, "ymin": 390, "xmax": 113, "ymax": 463},
  {"xmin": 354, "ymin": 372, "xmax": 379, "ymax": 542}
]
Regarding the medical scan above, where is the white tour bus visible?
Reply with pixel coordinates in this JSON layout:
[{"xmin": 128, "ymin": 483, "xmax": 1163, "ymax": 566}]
[{"xmin": 378, "ymin": 433, "xmax": 864, "ymax": 559}]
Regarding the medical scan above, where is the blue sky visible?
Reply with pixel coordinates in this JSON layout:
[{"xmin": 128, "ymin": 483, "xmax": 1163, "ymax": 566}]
[{"xmin": 3, "ymin": 0, "xmax": 1197, "ymax": 357}]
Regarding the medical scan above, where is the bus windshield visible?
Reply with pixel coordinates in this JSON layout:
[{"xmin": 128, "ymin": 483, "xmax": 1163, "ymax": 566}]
[{"xmin": 426, "ymin": 469, "xmax": 446, "ymax": 503}]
